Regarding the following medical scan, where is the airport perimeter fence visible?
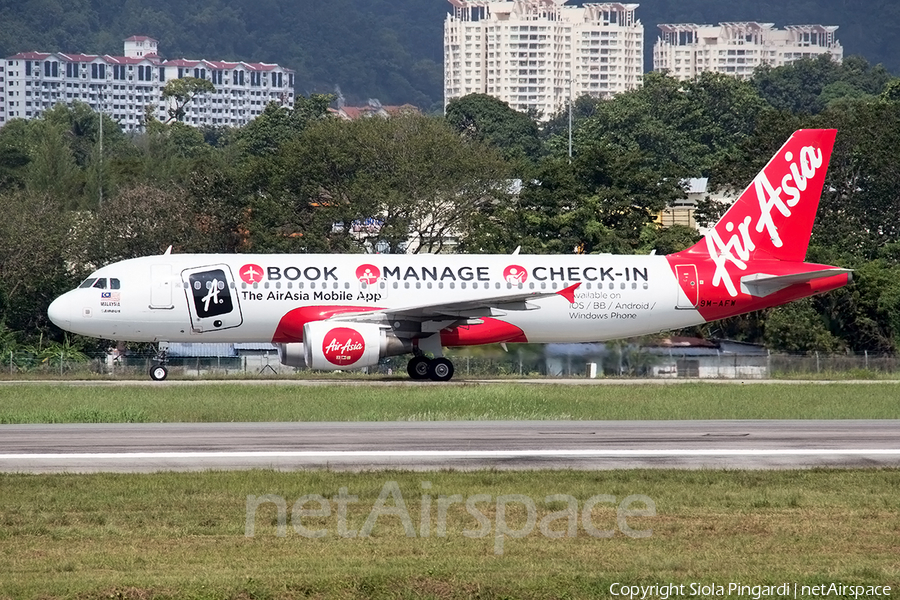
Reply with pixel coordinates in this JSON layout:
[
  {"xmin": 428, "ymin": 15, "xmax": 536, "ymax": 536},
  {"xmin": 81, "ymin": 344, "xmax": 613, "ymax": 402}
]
[{"xmin": 2, "ymin": 349, "xmax": 900, "ymax": 380}]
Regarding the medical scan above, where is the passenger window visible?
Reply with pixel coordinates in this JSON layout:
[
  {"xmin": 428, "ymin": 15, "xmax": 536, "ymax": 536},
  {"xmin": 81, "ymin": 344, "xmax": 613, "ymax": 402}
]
[
  {"xmin": 92, "ymin": 278, "xmax": 107, "ymax": 289},
  {"xmin": 79, "ymin": 278, "xmax": 97, "ymax": 289},
  {"xmin": 110, "ymin": 278, "xmax": 121, "ymax": 289}
]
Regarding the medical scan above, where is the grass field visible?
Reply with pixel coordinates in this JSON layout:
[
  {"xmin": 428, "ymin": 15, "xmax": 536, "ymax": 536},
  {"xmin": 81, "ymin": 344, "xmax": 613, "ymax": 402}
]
[
  {"xmin": 1, "ymin": 469, "xmax": 899, "ymax": 599},
  {"xmin": 0, "ymin": 382, "xmax": 898, "ymax": 423}
]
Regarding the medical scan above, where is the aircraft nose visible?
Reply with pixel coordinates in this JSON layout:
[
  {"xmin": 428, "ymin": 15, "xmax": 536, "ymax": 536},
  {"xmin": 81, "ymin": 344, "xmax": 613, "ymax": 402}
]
[{"xmin": 47, "ymin": 295, "xmax": 72, "ymax": 330}]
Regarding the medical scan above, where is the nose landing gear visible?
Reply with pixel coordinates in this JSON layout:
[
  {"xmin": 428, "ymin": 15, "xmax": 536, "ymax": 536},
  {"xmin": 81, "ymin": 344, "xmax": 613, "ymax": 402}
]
[{"xmin": 406, "ymin": 355, "xmax": 455, "ymax": 382}]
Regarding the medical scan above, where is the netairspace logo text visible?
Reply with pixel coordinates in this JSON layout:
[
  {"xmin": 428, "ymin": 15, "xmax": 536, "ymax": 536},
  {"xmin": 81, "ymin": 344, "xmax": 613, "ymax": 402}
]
[
  {"xmin": 610, "ymin": 583, "xmax": 892, "ymax": 600},
  {"xmin": 244, "ymin": 480, "xmax": 655, "ymax": 555}
]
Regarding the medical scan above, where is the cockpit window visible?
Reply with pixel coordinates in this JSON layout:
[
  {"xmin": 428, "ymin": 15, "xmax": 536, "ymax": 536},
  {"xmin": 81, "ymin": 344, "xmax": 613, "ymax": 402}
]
[
  {"xmin": 79, "ymin": 278, "xmax": 97, "ymax": 289},
  {"xmin": 110, "ymin": 278, "xmax": 121, "ymax": 289},
  {"xmin": 92, "ymin": 278, "xmax": 108, "ymax": 289}
]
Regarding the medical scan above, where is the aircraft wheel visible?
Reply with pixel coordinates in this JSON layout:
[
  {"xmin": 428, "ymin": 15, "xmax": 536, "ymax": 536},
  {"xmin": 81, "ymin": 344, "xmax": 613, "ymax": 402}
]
[
  {"xmin": 428, "ymin": 357, "xmax": 454, "ymax": 382},
  {"xmin": 150, "ymin": 365, "xmax": 168, "ymax": 381},
  {"xmin": 407, "ymin": 356, "xmax": 431, "ymax": 380}
]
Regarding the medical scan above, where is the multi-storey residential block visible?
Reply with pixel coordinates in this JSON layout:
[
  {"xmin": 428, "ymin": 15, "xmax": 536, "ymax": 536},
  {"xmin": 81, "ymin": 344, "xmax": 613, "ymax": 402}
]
[
  {"xmin": 1, "ymin": 36, "xmax": 294, "ymax": 130},
  {"xmin": 444, "ymin": 0, "xmax": 644, "ymax": 120},
  {"xmin": 654, "ymin": 22, "xmax": 842, "ymax": 80}
]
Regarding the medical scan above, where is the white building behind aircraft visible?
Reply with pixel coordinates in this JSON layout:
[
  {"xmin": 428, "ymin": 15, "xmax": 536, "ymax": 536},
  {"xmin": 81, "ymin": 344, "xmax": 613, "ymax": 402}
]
[
  {"xmin": 1, "ymin": 36, "xmax": 294, "ymax": 130},
  {"xmin": 444, "ymin": 0, "xmax": 644, "ymax": 120},
  {"xmin": 653, "ymin": 22, "xmax": 842, "ymax": 80}
]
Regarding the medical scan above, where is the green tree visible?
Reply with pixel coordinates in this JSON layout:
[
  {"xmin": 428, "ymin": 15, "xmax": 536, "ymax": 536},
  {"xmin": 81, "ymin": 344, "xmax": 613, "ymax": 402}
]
[
  {"xmin": 753, "ymin": 55, "xmax": 893, "ymax": 115},
  {"xmin": 0, "ymin": 191, "xmax": 80, "ymax": 339},
  {"xmin": 25, "ymin": 119, "xmax": 84, "ymax": 208},
  {"xmin": 162, "ymin": 77, "xmax": 216, "ymax": 123},
  {"xmin": 81, "ymin": 184, "xmax": 217, "ymax": 267},
  {"xmin": 251, "ymin": 114, "xmax": 511, "ymax": 254},
  {"xmin": 763, "ymin": 299, "xmax": 845, "ymax": 353},
  {"xmin": 233, "ymin": 94, "xmax": 333, "ymax": 158},
  {"xmin": 445, "ymin": 94, "xmax": 542, "ymax": 164},
  {"xmin": 811, "ymin": 100, "xmax": 900, "ymax": 262}
]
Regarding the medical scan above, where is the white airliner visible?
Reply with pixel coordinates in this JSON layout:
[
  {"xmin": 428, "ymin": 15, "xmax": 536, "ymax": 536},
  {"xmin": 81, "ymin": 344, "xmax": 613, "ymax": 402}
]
[{"xmin": 49, "ymin": 129, "xmax": 850, "ymax": 381}]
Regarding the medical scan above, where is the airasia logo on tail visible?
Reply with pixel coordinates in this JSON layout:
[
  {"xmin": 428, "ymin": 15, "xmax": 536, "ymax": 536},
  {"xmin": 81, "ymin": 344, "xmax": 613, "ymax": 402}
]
[
  {"xmin": 322, "ymin": 327, "xmax": 366, "ymax": 366},
  {"xmin": 704, "ymin": 130, "xmax": 834, "ymax": 298}
]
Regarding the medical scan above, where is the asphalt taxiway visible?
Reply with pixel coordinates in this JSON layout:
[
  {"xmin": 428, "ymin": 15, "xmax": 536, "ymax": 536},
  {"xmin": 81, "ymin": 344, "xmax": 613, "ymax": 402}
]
[{"xmin": 1, "ymin": 419, "xmax": 898, "ymax": 472}]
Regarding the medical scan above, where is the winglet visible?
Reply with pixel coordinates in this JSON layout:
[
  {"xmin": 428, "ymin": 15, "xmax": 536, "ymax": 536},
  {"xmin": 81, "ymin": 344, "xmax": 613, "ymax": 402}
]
[{"xmin": 558, "ymin": 283, "xmax": 581, "ymax": 303}]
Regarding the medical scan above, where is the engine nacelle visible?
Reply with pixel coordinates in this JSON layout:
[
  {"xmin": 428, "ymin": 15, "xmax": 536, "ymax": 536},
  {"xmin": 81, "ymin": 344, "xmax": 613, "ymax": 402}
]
[
  {"xmin": 301, "ymin": 321, "xmax": 410, "ymax": 371},
  {"xmin": 278, "ymin": 342, "xmax": 307, "ymax": 368}
]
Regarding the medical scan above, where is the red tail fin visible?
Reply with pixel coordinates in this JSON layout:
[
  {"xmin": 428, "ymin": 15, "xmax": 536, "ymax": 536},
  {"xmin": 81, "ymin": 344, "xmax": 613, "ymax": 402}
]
[{"xmin": 684, "ymin": 129, "xmax": 837, "ymax": 263}]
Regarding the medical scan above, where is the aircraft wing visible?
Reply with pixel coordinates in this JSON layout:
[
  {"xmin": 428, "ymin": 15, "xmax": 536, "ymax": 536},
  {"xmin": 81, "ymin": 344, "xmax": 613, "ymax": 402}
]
[
  {"xmin": 740, "ymin": 269, "xmax": 852, "ymax": 298},
  {"xmin": 335, "ymin": 283, "xmax": 581, "ymax": 323}
]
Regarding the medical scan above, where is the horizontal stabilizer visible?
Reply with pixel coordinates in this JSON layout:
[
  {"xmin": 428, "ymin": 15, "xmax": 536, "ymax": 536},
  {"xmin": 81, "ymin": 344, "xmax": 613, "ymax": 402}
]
[{"xmin": 740, "ymin": 269, "xmax": 853, "ymax": 298}]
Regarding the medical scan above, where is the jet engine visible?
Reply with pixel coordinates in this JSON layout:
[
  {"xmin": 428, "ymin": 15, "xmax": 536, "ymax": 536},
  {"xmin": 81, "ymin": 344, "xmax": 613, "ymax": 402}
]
[{"xmin": 278, "ymin": 321, "xmax": 411, "ymax": 370}]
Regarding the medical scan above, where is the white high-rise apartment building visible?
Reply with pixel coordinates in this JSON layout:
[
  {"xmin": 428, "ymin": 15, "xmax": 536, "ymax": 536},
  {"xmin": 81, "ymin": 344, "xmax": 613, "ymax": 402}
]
[
  {"xmin": 654, "ymin": 22, "xmax": 842, "ymax": 80},
  {"xmin": 1, "ymin": 36, "xmax": 294, "ymax": 130},
  {"xmin": 444, "ymin": 0, "xmax": 643, "ymax": 120}
]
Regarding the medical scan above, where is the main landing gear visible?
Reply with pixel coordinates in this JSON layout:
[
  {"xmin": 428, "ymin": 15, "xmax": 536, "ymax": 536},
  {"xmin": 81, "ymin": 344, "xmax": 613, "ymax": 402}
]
[
  {"xmin": 149, "ymin": 343, "xmax": 169, "ymax": 381},
  {"xmin": 407, "ymin": 355, "xmax": 455, "ymax": 382}
]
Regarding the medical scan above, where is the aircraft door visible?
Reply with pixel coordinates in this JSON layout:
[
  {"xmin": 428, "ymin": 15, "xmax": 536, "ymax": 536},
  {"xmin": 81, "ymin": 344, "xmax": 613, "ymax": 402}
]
[
  {"xmin": 181, "ymin": 264, "xmax": 244, "ymax": 333},
  {"xmin": 150, "ymin": 264, "xmax": 174, "ymax": 309},
  {"xmin": 675, "ymin": 264, "xmax": 699, "ymax": 309}
]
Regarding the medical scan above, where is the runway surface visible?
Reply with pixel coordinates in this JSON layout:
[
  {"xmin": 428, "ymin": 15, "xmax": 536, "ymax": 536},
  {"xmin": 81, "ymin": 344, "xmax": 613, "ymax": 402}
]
[{"xmin": 1, "ymin": 420, "xmax": 899, "ymax": 472}]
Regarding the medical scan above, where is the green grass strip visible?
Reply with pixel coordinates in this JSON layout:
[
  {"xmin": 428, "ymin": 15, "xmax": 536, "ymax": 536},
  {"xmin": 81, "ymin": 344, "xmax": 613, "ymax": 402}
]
[
  {"xmin": 1, "ymin": 469, "xmax": 899, "ymax": 599},
  {"xmin": 0, "ymin": 382, "xmax": 898, "ymax": 423}
]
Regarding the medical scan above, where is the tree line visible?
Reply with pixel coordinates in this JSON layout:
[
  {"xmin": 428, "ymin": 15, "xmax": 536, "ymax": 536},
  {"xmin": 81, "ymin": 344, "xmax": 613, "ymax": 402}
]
[{"xmin": 1, "ymin": 55, "xmax": 899, "ymax": 356}]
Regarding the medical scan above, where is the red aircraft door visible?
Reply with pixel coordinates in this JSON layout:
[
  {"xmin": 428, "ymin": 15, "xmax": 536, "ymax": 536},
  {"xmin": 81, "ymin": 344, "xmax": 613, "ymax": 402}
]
[{"xmin": 675, "ymin": 264, "xmax": 699, "ymax": 309}]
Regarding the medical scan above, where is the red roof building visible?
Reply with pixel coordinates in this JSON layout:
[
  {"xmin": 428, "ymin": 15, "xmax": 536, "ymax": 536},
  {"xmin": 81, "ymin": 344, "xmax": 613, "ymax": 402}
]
[{"xmin": 2, "ymin": 36, "xmax": 295, "ymax": 130}]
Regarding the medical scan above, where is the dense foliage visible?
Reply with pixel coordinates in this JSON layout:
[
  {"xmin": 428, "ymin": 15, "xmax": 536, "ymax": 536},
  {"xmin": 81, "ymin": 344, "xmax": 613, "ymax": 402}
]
[{"xmin": 1, "ymin": 57, "xmax": 899, "ymax": 357}]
